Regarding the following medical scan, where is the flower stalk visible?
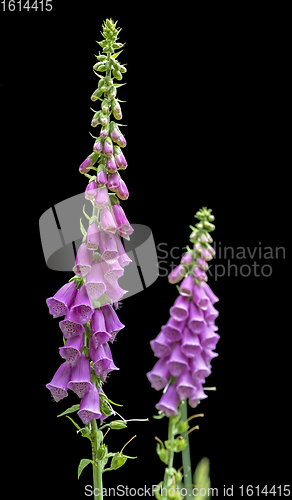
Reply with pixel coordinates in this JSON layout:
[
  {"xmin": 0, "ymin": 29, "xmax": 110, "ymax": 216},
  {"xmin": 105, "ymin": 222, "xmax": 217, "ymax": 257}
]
[
  {"xmin": 45, "ymin": 18, "xmax": 144, "ymax": 494},
  {"xmin": 148, "ymin": 207, "xmax": 218, "ymax": 499}
]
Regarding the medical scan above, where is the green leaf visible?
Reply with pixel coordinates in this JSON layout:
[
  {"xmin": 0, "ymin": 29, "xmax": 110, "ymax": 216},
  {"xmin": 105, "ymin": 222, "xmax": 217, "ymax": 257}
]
[
  {"xmin": 83, "ymin": 205, "xmax": 91, "ymax": 220},
  {"xmin": 111, "ymin": 50, "xmax": 123, "ymax": 59},
  {"xmin": 80, "ymin": 218, "xmax": 87, "ymax": 237},
  {"xmin": 78, "ymin": 458, "xmax": 95, "ymax": 479},
  {"xmin": 113, "ymin": 82, "xmax": 127, "ymax": 88},
  {"xmin": 57, "ymin": 404, "xmax": 80, "ymax": 418},
  {"xmin": 66, "ymin": 416, "xmax": 81, "ymax": 431}
]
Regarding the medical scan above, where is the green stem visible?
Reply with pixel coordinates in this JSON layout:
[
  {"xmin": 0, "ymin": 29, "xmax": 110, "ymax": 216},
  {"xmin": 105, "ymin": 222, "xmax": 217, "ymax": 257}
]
[
  {"xmin": 162, "ymin": 416, "xmax": 175, "ymax": 500},
  {"xmin": 180, "ymin": 402, "xmax": 193, "ymax": 498},
  {"xmin": 91, "ymin": 419, "xmax": 103, "ymax": 499}
]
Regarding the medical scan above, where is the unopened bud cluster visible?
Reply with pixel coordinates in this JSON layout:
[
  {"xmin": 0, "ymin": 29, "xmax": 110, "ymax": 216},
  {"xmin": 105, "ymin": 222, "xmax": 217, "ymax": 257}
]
[{"xmin": 169, "ymin": 207, "xmax": 216, "ymax": 285}]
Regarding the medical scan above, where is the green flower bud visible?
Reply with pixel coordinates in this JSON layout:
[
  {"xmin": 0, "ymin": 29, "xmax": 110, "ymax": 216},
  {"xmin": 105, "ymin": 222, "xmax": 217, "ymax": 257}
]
[
  {"xmin": 119, "ymin": 65, "xmax": 127, "ymax": 73},
  {"xmin": 156, "ymin": 444, "xmax": 169, "ymax": 464},
  {"xmin": 99, "ymin": 395, "xmax": 112, "ymax": 415},
  {"xmin": 98, "ymin": 78, "xmax": 106, "ymax": 90},
  {"xmin": 101, "ymin": 98, "xmax": 110, "ymax": 113},
  {"xmin": 107, "ymin": 85, "xmax": 117, "ymax": 99},
  {"xmin": 203, "ymin": 221, "xmax": 215, "ymax": 231},
  {"xmin": 95, "ymin": 54, "xmax": 107, "ymax": 62},
  {"xmin": 208, "ymin": 214, "xmax": 215, "ymax": 222},
  {"xmin": 96, "ymin": 444, "xmax": 106, "ymax": 460},
  {"xmin": 110, "ymin": 420, "xmax": 127, "ymax": 430},
  {"xmin": 91, "ymin": 88, "xmax": 103, "ymax": 101},
  {"xmin": 111, "ymin": 452, "xmax": 127, "ymax": 470},
  {"xmin": 113, "ymin": 69, "xmax": 122, "ymax": 80}
]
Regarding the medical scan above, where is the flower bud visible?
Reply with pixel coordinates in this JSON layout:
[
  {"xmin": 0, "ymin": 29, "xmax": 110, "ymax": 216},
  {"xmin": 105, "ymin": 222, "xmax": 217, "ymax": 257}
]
[
  {"xmin": 116, "ymin": 179, "xmax": 129, "ymax": 200},
  {"xmin": 168, "ymin": 264, "xmax": 187, "ymax": 284},
  {"xmin": 201, "ymin": 248, "xmax": 212, "ymax": 261},
  {"xmin": 110, "ymin": 420, "xmax": 127, "ymax": 429},
  {"xmin": 193, "ymin": 267, "xmax": 207, "ymax": 282},
  {"xmin": 180, "ymin": 252, "xmax": 192, "ymax": 266},
  {"xmin": 203, "ymin": 221, "xmax": 215, "ymax": 231},
  {"xmin": 107, "ymin": 85, "xmax": 117, "ymax": 99},
  {"xmin": 113, "ymin": 69, "xmax": 122, "ymax": 80},
  {"xmin": 85, "ymin": 181, "xmax": 98, "ymax": 200},
  {"xmin": 93, "ymin": 138, "xmax": 103, "ymax": 153},
  {"xmin": 106, "ymin": 155, "xmax": 117, "ymax": 173},
  {"xmin": 96, "ymin": 444, "xmax": 106, "ymax": 460},
  {"xmin": 103, "ymin": 138, "xmax": 113, "ymax": 157},
  {"xmin": 100, "ymin": 124, "xmax": 109, "ymax": 138},
  {"xmin": 96, "ymin": 170, "xmax": 107, "ymax": 187},
  {"xmin": 111, "ymin": 452, "xmax": 127, "ymax": 470},
  {"xmin": 197, "ymin": 257, "xmax": 208, "ymax": 271},
  {"xmin": 79, "ymin": 152, "xmax": 99, "ymax": 174},
  {"xmin": 91, "ymin": 88, "xmax": 103, "ymax": 101},
  {"xmin": 91, "ymin": 110, "xmax": 101, "ymax": 127},
  {"xmin": 193, "ymin": 243, "xmax": 202, "ymax": 253},
  {"xmin": 100, "ymin": 113, "xmax": 108, "ymax": 126},
  {"xmin": 101, "ymin": 98, "xmax": 110, "ymax": 113},
  {"xmin": 108, "ymin": 173, "xmax": 120, "ymax": 191}
]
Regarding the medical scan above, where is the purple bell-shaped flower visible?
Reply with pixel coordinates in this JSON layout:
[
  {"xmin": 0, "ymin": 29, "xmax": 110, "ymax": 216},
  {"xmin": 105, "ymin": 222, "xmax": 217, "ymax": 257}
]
[
  {"xmin": 156, "ymin": 383, "xmax": 180, "ymax": 417},
  {"xmin": 78, "ymin": 383, "xmax": 102, "ymax": 424},
  {"xmin": 46, "ymin": 281, "xmax": 77, "ymax": 318},
  {"xmin": 46, "ymin": 361, "xmax": 72, "ymax": 402},
  {"xmin": 146, "ymin": 355, "xmax": 171, "ymax": 391},
  {"xmin": 67, "ymin": 353, "xmax": 91, "ymax": 398}
]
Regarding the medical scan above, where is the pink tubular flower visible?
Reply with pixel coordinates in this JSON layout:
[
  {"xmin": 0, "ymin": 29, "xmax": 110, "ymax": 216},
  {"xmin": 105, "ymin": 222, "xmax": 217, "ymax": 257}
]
[
  {"xmin": 94, "ymin": 186, "xmax": 109, "ymax": 210},
  {"xmin": 46, "ymin": 361, "xmax": 72, "ymax": 402},
  {"xmin": 146, "ymin": 355, "xmax": 171, "ymax": 391},
  {"xmin": 46, "ymin": 281, "xmax": 77, "ymax": 318},
  {"xmin": 156, "ymin": 383, "xmax": 180, "ymax": 417},
  {"xmin": 73, "ymin": 243, "xmax": 93, "ymax": 277},
  {"xmin": 99, "ymin": 231, "xmax": 119, "ymax": 264},
  {"xmin": 70, "ymin": 284, "xmax": 94, "ymax": 324},
  {"xmin": 59, "ymin": 333, "xmax": 84, "ymax": 366},
  {"xmin": 114, "ymin": 234, "xmax": 132, "ymax": 267},
  {"xmin": 100, "ymin": 207, "xmax": 117, "ymax": 234},
  {"xmin": 166, "ymin": 343, "xmax": 189, "ymax": 377},
  {"xmin": 101, "ymin": 259, "xmax": 124, "ymax": 284},
  {"xmin": 85, "ymin": 181, "xmax": 98, "ymax": 200},
  {"xmin": 90, "ymin": 308, "xmax": 111, "ymax": 348},
  {"xmin": 78, "ymin": 383, "xmax": 102, "ymax": 424},
  {"xmin": 85, "ymin": 223, "xmax": 100, "ymax": 251},
  {"xmin": 67, "ymin": 353, "xmax": 92, "ymax": 398},
  {"xmin": 179, "ymin": 274, "xmax": 194, "ymax": 297},
  {"xmin": 85, "ymin": 258, "xmax": 107, "ymax": 300},
  {"xmin": 102, "ymin": 304, "xmax": 125, "ymax": 342},
  {"xmin": 169, "ymin": 295, "xmax": 190, "ymax": 321},
  {"xmin": 150, "ymin": 330, "xmax": 172, "ymax": 358},
  {"xmin": 112, "ymin": 203, "xmax": 134, "ymax": 237},
  {"xmin": 59, "ymin": 309, "xmax": 85, "ymax": 339}
]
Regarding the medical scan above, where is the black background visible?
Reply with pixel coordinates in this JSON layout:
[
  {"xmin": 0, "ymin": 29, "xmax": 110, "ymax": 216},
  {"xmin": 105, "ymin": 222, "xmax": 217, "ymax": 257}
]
[{"xmin": 1, "ymin": 3, "xmax": 290, "ymax": 499}]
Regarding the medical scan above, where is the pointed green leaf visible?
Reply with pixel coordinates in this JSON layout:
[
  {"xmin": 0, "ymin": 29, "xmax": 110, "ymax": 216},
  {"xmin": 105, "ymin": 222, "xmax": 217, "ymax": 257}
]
[
  {"xmin": 83, "ymin": 205, "xmax": 91, "ymax": 220},
  {"xmin": 57, "ymin": 404, "xmax": 80, "ymax": 418},
  {"xmin": 78, "ymin": 458, "xmax": 95, "ymax": 479},
  {"xmin": 80, "ymin": 218, "xmax": 87, "ymax": 237},
  {"xmin": 111, "ymin": 50, "xmax": 123, "ymax": 59},
  {"xmin": 113, "ymin": 82, "xmax": 127, "ymax": 88},
  {"xmin": 66, "ymin": 415, "xmax": 81, "ymax": 430}
]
